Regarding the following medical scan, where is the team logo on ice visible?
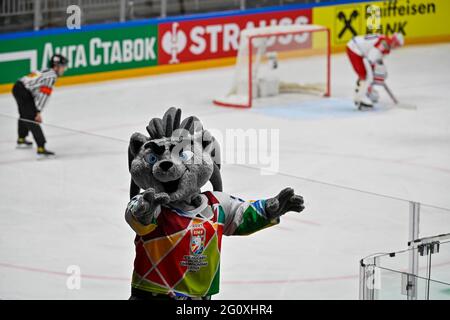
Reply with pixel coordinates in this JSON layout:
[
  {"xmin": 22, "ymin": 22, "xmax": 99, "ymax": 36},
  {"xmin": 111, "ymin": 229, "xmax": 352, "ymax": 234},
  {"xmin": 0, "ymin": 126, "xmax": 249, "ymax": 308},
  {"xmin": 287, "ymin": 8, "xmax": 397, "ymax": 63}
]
[
  {"xmin": 190, "ymin": 225, "xmax": 206, "ymax": 255},
  {"xmin": 161, "ymin": 23, "xmax": 187, "ymax": 64}
]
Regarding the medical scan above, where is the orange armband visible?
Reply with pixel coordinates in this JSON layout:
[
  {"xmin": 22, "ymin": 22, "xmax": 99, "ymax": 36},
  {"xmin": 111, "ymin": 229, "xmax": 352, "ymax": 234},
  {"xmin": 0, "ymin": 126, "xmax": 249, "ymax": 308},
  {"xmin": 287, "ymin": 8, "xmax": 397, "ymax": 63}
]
[{"xmin": 39, "ymin": 86, "xmax": 53, "ymax": 95}]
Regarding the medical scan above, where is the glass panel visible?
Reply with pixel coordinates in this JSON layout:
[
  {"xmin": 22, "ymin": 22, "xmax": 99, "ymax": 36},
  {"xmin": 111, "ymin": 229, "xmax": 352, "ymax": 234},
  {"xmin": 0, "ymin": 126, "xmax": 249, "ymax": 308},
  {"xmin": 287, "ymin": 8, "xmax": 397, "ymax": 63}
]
[
  {"xmin": 429, "ymin": 240, "xmax": 450, "ymax": 285},
  {"xmin": 362, "ymin": 238, "xmax": 450, "ymax": 299},
  {"xmin": 376, "ymin": 266, "xmax": 407, "ymax": 300},
  {"xmin": 419, "ymin": 204, "xmax": 450, "ymax": 239},
  {"xmin": 126, "ymin": 0, "xmax": 162, "ymax": 20},
  {"xmin": 416, "ymin": 239, "xmax": 450, "ymax": 285},
  {"xmin": 376, "ymin": 247, "xmax": 410, "ymax": 275},
  {"xmin": 428, "ymin": 278, "xmax": 450, "ymax": 300},
  {"xmin": 166, "ymin": 0, "xmax": 241, "ymax": 17},
  {"xmin": 374, "ymin": 266, "xmax": 448, "ymax": 300}
]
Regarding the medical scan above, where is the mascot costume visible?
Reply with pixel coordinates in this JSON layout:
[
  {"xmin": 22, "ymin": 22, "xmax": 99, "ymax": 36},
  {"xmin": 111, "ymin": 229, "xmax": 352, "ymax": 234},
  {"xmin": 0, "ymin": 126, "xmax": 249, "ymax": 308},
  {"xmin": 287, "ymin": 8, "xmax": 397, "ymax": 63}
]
[{"xmin": 125, "ymin": 107, "xmax": 305, "ymax": 300}]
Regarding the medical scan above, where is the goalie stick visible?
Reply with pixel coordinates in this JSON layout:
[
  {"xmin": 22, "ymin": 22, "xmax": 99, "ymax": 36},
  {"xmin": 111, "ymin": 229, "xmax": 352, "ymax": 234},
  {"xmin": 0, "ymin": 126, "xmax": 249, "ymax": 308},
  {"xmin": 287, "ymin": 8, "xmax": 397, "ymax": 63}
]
[{"xmin": 373, "ymin": 80, "xmax": 417, "ymax": 110}]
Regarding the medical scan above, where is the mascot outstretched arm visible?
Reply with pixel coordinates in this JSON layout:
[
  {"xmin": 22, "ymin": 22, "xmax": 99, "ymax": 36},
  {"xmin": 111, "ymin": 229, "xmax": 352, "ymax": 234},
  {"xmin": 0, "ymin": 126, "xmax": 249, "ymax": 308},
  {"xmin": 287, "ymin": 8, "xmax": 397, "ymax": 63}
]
[{"xmin": 125, "ymin": 107, "xmax": 305, "ymax": 300}]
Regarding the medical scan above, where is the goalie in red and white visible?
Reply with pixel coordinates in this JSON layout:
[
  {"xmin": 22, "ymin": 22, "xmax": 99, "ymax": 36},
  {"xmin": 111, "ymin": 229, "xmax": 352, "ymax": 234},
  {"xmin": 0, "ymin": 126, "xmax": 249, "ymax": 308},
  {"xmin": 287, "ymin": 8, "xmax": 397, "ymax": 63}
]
[{"xmin": 346, "ymin": 33, "xmax": 404, "ymax": 109}]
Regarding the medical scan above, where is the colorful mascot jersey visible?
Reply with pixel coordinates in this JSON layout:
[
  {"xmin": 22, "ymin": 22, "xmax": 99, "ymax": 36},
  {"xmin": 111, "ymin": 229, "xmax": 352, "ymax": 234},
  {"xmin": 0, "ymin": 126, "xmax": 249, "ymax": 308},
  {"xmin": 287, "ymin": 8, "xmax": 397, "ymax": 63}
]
[{"xmin": 126, "ymin": 191, "xmax": 278, "ymax": 298}]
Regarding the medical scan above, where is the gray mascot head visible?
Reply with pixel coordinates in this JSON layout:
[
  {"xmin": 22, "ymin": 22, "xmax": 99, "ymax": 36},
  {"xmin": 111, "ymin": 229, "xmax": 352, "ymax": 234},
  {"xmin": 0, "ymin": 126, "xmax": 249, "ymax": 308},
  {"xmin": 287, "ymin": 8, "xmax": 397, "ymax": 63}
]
[{"xmin": 127, "ymin": 107, "xmax": 222, "ymax": 204}]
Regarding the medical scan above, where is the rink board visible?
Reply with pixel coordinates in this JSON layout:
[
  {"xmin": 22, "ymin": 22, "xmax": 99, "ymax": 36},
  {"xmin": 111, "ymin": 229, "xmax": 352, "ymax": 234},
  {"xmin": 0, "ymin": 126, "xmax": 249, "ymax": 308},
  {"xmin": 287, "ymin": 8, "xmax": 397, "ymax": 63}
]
[{"xmin": 0, "ymin": 0, "xmax": 450, "ymax": 93}]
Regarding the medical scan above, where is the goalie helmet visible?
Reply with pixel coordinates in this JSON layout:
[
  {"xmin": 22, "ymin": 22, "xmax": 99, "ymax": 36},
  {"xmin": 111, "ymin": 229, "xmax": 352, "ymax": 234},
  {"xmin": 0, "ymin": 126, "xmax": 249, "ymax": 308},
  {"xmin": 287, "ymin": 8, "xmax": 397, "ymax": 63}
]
[{"xmin": 391, "ymin": 33, "xmax": 405, "ymax": 48}]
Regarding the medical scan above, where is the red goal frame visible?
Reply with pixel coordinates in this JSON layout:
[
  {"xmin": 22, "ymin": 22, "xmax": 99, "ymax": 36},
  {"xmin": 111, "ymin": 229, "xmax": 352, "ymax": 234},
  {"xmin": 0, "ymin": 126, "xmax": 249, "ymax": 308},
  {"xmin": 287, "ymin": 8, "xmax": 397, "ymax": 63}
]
[{"xmin": 213, "ymin": 26, "xmax": 331, "ymax": 108}]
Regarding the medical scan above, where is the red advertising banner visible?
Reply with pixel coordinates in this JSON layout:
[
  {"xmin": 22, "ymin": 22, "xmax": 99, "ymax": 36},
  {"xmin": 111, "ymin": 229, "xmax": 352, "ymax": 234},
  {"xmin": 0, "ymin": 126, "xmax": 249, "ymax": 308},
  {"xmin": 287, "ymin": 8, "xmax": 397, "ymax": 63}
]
[{"xmin": 158, "ymin": 9, "xmax": 313, "ymax": 65}]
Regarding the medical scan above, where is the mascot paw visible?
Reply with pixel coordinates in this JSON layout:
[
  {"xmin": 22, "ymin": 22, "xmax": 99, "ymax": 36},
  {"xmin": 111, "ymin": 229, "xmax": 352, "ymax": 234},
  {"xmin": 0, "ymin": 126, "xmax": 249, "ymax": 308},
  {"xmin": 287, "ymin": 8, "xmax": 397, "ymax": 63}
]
[
  {"xmin": 131, "ymin": 188, "xmax": 170, "ymax": 225},
  {"xmin": 265, "ymin": 187, "xmax": 305, "ymax": 219},
  {"xmin": 142, "ymin": 188, "xmax": 170, "ymax": 207}
]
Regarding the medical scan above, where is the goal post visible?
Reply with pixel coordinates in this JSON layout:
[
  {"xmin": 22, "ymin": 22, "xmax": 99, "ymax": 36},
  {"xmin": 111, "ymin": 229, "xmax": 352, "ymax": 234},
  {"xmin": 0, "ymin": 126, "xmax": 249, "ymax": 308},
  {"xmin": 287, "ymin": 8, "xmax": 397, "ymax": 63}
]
[{"xmin": 213, "ymin": 24, "xmax": 331, "ymax": 108}]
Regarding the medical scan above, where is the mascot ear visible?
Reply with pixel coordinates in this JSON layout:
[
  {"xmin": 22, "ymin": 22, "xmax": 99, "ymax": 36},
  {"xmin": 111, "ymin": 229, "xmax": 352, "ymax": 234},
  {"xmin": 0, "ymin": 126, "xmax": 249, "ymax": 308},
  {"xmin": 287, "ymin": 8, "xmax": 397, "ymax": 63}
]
[
  {"xmin": 128, "ymin": 132, "xmax": 148, "ymax": 199},
  {"xmin": 180, "ymin": 116, "xmax": 202, "ymax": 134},
  {"xmin": 162, "ymin": 107, "xmax": 182, "ymax": 137},
  {"xmin": 129, "ymin": 132, "xmax": 148, "ymax": 158},
  {"xmin": 210, "ymin": 163, "xmax": 223, "ymax": 192},
  {"xmin": 202, "ymin": 130, "xmax": 221, "ymax": 167},
  {"xmin": 202, "ymin": 130, "xmax": 222, "ymax": 191}
]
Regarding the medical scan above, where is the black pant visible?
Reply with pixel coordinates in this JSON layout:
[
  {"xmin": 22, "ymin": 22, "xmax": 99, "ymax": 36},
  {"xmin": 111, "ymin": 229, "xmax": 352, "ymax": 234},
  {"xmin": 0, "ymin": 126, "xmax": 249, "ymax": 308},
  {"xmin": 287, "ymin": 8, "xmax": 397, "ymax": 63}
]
[{"xmin": 12, "ymin": 81, "xmax": 46, "ymax": 147}]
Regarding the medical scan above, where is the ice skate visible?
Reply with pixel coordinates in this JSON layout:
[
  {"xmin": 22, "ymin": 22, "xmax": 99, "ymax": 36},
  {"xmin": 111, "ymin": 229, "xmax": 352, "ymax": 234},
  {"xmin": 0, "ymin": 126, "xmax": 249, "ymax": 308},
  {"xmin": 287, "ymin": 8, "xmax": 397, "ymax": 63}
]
[
  {"xmin": 37, "ymin": 147, "xmax": 55, "ymax": 159},
  {"xmin": 16, "ymin": 138, "xmax": 33, "ymax": 149}
]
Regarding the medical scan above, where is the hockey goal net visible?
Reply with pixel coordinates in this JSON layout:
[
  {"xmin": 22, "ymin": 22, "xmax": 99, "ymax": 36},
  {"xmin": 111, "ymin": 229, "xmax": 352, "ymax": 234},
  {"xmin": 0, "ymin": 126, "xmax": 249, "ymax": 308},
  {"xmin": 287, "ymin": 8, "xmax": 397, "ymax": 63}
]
[{"xmin": 213, "ymin": 24, "xmax": 331, "ymax": 108}]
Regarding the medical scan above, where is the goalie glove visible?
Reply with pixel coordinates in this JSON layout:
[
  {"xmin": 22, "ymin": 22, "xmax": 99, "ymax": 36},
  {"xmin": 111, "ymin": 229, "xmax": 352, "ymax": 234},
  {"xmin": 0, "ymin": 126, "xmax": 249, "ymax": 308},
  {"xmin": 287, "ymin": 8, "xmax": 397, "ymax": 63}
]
[{"xmin": 373, "ymin": 62, "xmax": 387, "ymax": 84}]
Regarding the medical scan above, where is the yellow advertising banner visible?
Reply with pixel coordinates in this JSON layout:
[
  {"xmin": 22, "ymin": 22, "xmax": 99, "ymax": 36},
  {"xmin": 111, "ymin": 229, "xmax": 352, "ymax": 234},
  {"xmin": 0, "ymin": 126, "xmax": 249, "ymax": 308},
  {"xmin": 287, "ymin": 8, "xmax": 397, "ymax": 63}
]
[{"xmin": 313, "ymin": 0, "xmax": 450, "ymax": 51}]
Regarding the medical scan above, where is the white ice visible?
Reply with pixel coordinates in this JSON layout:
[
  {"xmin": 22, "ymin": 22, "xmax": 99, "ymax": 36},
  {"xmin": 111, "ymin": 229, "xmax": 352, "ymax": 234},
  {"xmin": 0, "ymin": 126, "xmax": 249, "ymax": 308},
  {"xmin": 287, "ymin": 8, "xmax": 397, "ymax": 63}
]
[{"xmin": 0, "ymin": 43, "xmax": 449, "ymax": 299}]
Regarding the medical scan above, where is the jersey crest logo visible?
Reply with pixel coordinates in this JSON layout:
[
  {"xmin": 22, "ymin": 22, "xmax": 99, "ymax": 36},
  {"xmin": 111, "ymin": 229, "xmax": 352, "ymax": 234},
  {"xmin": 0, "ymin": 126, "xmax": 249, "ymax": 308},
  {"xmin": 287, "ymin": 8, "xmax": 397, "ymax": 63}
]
[{"xmin": 190, "ymin": 225, "xmax": 206, "ymax": 255}]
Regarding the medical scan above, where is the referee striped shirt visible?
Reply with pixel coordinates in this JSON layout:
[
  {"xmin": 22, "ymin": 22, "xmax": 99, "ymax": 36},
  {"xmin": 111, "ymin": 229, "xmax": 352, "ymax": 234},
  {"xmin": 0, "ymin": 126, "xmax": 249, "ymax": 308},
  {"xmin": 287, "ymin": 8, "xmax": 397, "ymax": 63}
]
[{"xmin": 20, "ymin": 69, "xmax": 58, "ymax": 112}]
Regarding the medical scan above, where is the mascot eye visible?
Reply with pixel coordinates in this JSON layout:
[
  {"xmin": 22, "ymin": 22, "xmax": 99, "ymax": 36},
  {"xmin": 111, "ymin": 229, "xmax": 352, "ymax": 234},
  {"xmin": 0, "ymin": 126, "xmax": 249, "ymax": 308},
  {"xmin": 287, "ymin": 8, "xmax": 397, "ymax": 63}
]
[
  {"xmin": 179, "ymin": 150, "xmax": 194, "ymax": 162},
  {"xmin": 145, "ymin": 153, "xmax": 158, "ymax": 165}
]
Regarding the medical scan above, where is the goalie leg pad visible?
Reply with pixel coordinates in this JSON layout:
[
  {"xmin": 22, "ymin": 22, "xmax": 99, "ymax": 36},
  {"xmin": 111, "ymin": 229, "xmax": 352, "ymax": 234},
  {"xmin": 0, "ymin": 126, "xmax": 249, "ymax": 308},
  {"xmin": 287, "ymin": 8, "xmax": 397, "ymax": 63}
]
[{"xmin": 354, "ymin": 80, "xmax": 374, "ymax": 108}]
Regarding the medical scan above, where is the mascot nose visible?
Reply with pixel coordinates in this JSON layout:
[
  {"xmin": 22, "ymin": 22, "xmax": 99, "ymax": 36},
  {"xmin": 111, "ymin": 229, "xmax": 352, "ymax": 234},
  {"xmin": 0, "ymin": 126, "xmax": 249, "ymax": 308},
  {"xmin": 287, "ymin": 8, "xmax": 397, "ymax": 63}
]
[{"xmin": 159, "ymin": 161, "xmax": 174, "ymax": 171}]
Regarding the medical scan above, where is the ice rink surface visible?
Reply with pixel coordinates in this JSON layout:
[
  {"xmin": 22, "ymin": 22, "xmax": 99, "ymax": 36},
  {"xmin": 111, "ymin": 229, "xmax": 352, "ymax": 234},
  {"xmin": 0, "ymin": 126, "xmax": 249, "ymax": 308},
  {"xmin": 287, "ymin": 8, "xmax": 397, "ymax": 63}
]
[{"xmin": 0, "ymin": 43, "xmax": 449, "ymax": 299}]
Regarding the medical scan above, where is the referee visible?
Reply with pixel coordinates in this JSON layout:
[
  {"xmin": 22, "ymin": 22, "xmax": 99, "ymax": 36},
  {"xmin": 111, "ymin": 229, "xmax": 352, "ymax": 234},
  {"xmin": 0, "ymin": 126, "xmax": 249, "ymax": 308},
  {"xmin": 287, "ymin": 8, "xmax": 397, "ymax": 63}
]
[{"xmin": 12, "ymin": 54, "xmax": 68, "ymax": 158}]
